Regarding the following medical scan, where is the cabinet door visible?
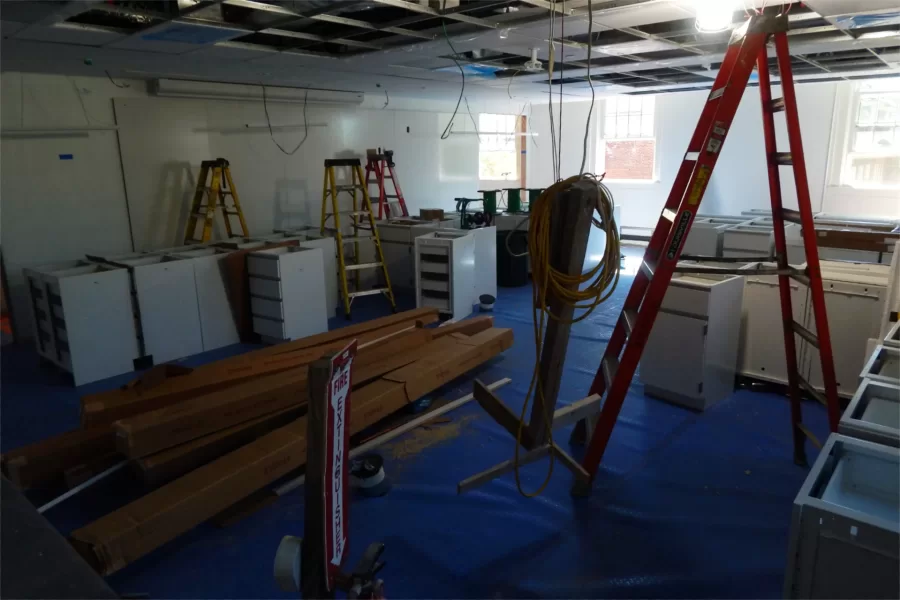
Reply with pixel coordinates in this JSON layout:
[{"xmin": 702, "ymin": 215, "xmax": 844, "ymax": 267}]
[
  {"xmin": 739, "ymin": 276, "xmax": 806, "ymax": 385},
  {"xmin": 640, "ymin": 311, "xmax": 707, "ymax": 399},
  {"xmin": 802, "ymin": 281, "xmax": 885, "ymax": 395}
]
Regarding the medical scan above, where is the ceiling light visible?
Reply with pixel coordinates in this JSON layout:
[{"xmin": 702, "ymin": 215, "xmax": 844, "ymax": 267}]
[
  {"xmin": 695, "ymin": 0, "xmax": 736, "ymax": 34},
  {"xmin": 498, "ymin": 28, "xmax": 510, "ymax": 40}
]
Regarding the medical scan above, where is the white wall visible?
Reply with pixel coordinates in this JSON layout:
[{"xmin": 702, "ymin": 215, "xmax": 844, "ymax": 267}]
[
  {"xmin": 530, "ymin": 81, "xmax": 843, "ymax": 229},
  {"xmin": 0, "ymin": 71, "xmax": 530, "ymax": 336}
]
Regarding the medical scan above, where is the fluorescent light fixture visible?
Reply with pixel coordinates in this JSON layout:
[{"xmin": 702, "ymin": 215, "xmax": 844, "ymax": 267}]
[
  {"xmin": 449, "ymin": 131, "xmax": 538, "ymax": 137},
  {"xmin": 193, "ymin": 123, "xmax": 328, "ymax": 134},
  {"xmin": 151, "ymin": 79, "xmax": 364, "ymax": 106},
  {"xmin": 695, "ymin": 0, "xmax": 736, "ymax": 33},
  {"xmin": 1, "ymin": 126, "xmax": 117, "ymax": 139},
  {"xmin": 857, "ymin": 30, "xmax": 900, "ymax": 40}
]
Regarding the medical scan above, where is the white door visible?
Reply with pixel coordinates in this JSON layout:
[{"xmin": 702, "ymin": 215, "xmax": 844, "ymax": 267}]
[{"xmin": 641, "ymin": 311, "xmax": 707, "ymax": 400}]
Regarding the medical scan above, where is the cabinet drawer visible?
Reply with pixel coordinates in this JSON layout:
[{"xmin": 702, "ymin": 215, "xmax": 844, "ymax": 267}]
[
  {"xmin": 420, "ymin": 279, "xmax": 449, "ymax": 293},
  {"xmin": 251, "ymin": 297, "xmax": 284, "ymax": 320},
  {"xmin": 421, "ymin": 295, "xmax": 450, "ymax": 311},
  {"xmin": 247, "ymin": 256, "xmax": 280, "ymax": 279},
  {"xmin": 249, "ymin": 276, "xmax": 282, "ymax": 300},
  {"xmin": 253, "ymin": 316, "xmax": 286, "ymax": 340},
  {"xmin": 419, "ymin": 260, "xmax": 449, "ymax": 275}
]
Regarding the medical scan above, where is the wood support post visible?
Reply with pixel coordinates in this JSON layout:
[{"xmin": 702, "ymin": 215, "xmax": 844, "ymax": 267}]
[
  {"xmin": 301, "ymin": 356, "xmax": 334, "ymax": 600},
  {"xmin": 527, "ymin": 181, "xmax": 596, "ymax": 446}
]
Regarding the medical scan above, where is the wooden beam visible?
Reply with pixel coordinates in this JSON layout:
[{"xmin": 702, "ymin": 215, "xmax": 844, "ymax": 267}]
[
  {"xmin": 551, "ymin": 394, "xmax": 602, "ymax": 430},
  {"xmin": 527, "ymin": 181, "xmax": 596, "ymax": 445},
  {"xmin": 473, "ymin": 379, "xmax": 535, "ymax": 449},
  {"xmin": 457, "ymin": 445, "xmax": 551, "ymax": 494}
]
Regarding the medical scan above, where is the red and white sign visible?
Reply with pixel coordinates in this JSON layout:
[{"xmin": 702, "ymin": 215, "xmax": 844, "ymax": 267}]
[{"xmin": 323, "ymin": 340, "xmax": 356, "ymax": 590}]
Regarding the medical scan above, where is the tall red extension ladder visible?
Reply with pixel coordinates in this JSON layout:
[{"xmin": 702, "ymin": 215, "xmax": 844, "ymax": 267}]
[
  {"xmin": 575, "ymin": 14, "xmax": 841, "ymax": 488},
  {"xmin": 365, "ymin": 149, "xmax": 409, "ymax": 220}
]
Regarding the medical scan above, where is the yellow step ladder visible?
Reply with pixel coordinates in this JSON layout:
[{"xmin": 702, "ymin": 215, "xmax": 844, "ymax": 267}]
[
  {"xmin": 184, "ymin": 158, "xmax": 249, "ymax": 244},
  {"xmin": 320, "ymin": 158, "xmax": 396, "ymax": 319}
]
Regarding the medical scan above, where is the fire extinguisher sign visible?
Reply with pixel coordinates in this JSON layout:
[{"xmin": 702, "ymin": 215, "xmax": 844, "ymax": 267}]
[{"xmin": 323, "ymin": 339, "xmax": 357, "ymax": 590}]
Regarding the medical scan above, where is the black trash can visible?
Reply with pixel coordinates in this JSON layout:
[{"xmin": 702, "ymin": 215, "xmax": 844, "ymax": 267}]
[{"xmin": 497, "ymin": 230, "xmax": 529, "ymax": 287}]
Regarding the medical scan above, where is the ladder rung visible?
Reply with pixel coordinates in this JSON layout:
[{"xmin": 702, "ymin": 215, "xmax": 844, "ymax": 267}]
[
  {"xmin": 640, "ymin": 260, "xmax": 655, "ymax": 279},
  {"xmin": 340, "ymin": 236, "xmax": 375, "ymax": 243},
  {"xmin": 772, "ymin": 152, "xmax": 793, "ymax": 166},
  {"xmin": 782, "ymin": 208, "xmax": 803, "ymax": 224},
  {"xmin": 622, "ymin": 309, "xmax": 637, "ymax": 338},
  {"xmin": 336, "ymin": 185, "xmax": 364, "ymax": 192},
  {"xmin": 224, "ymin": 210, "xmax": 241, "ymax": 215},
  {"xmin": 661, "ymin": 208, "xmax": 677, "ymax": 222},
  {"xmin": 675, "ymin": 264, "xmax": 785, "ymax": 275},
  {"xmin": 344, "ymin": 262, "xmax": 382, "ymax": 271},
  {"xmin": 709, "ymin": 87, "xmax": 725, "ymax": 101},
  {"xmin": 769, "ymin": 97, "xmax": 786, "ymax": 113},
  {"xmin": 790, "ymin": 268, "xmax": 810, "ymax": 287},
  {"xmin": 792, "ymin": 321, "xmax": 820, "ymax": 349},
  {"xmin": 797, "ymin": 422, "xmax": 823, "ymax": 449},
  {"xmin": 348, "ymin": 287, "xmax": 389, "ymax": 298},
  {"xmin": 385, "ymin": 195, "xmax": 400, "ymax": 199},
  {"xmin": 797, "ymin": 376, "xmax": 828, "ymax": 408},
  {"xmin": 601, "ymin": 355, "xmax": 619, "ymax": 390}
]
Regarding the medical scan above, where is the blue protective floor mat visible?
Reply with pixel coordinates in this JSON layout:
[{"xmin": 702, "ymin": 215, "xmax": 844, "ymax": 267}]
[{"xmin": 0, "ymin": 261, "xmax": 829, "ymax": 599}]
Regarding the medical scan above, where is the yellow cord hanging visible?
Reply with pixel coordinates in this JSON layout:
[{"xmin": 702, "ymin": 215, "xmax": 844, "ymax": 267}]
[{"xmin": 513, "ymin": 174, "xmax": 621, "ymax": 497}]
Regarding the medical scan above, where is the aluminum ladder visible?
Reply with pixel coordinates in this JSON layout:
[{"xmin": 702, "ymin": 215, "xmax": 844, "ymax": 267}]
[
  {"xmin": 184, "ymin": 158, "xmax": 249, "ymax": 244},
  {"xmin": 574, "ymin": 13, "xmax": 841, "ymax": 491},
  {"xmin": 321, "ymin": 158, "xmax": 397, "ymax": 319},
  {"xmin": 365, "ymin": 149, "xmax": 409, "ymax": 220}
]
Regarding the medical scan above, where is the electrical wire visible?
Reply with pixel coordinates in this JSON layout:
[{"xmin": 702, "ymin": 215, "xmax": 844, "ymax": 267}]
[
  {"xmin": 512, "ymin": 174, "xmax": 621, "ymax": 497},
  {"xmin": 579, "ymin": 0, "xmax": 596, "ymax": 175},
  {"xmin": 383, "ymin": 89, "xmax": 390, "ymax": 109},
  {"xmin": 463, "ymin": 96, "xmax": 482, "ymax": 142},
  {"xmin": 262, "ymin": 84, "xmax": 309, "ymax": 155},
  {"xmin": 439, "ymin": 3, "xmax": 465, "ymax": 140},
  {"xmin": 105, "ymin": 70, "xmax": 130, "ymax": 89},
  {"xmin": 557, "ymin": 0, "xmax": 564, "ymax": 180},
  {"xmin": 547, "ymin": 6, "xmax": 559, "ymax": 181}
]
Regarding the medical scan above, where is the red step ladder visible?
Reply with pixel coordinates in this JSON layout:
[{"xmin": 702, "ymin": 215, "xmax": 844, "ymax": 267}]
[
  {"xmin": 365, "ymin": 149, "xmax": 409, "ymax": 220},
  {"xmin": 576, "ymin": 14, "xmax": 841, "ymax": 487}
]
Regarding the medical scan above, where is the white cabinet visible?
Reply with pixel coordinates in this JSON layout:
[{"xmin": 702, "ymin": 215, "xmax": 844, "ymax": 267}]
[
  {"xmin": 470, "ymin": 226, "xmax": 497, "ymax": 304},
  {"xmin": 737, "ymin": 263, "xmax": 808, "ymax": 386},
  {"xmin": 377, "ymin": 221, "xmax": 442, "ymax": 290},
  {"xmin": 295, "ymin": 236, "xmax": 338, "ymax": 318},
  {"xmin": 24, "ymin": 261, "xmax": 139, "ymax": 385},
  {"xmin": 722, "ymin": 224, "xmax": 774, "ymax": 259},
  {"xmin": 169, "ymin": 248, "xmax": 240, "ymax": 352},
  {"xmin": 113, "ymin": 254, "xmax": 204, "ymax": 365},
  {"xmin": 682, "ymin": 217, "xmax": 748, "ymax": 257},
  {"xmin": 415, "ymin": 230, "xmax": 475, "ymax": 320},
  {"xmin": 247, "ymin": 246, "xmax": 328, "ymax": 343},
  {"xmin": 839, "ymin": 378, "xmax": 900, "ymax": 448},
  {"xmin": 640, "ymin": 271, "xmax": 745, "ymax": 410},
  {"xmin": 861, "ymin": 345, "xmax": 900, "ymax": 386},
  {"xmin": 801, "ymin": 262, "xmax": 889, "ymax": 397}
]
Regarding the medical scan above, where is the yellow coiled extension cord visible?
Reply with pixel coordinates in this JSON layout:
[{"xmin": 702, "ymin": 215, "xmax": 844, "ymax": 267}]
[{"xmin": 513, "ymin": 174, "xmax": 621, "ymax": 497}]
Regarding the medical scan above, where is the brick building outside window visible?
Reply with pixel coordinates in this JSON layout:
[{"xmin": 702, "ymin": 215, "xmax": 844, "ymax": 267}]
[{"xmin": 597, "ymin": 96, "xmax": 657, "ymax": 182}]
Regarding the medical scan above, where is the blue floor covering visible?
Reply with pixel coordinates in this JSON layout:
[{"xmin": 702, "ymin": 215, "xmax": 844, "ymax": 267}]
[{"xmin": 0, "ymin": 258, "xmax": 829, "ymax": 599}]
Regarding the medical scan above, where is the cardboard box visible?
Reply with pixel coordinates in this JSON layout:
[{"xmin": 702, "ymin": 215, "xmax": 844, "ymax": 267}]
[
  {"xmin": 1, "ymin": 427, "xmax": 116, "ymax": 489},
  {"xmin": 135, "ymin": 406, "xmax": 303, "ymax": 487},
  {"xmin": 420, "ymin": 208, "xmax": 445, "ymax": 221},
  {"xmin": 82, "ymin": 310, "xmax": 438, "ymax": 427},
  {"xmin": 71, "ymin": 327, "xmax": 514, "ymax": 576},
  {"xmin": 71, "ymin": 419, "xmax": 310, "ymax": 576}
]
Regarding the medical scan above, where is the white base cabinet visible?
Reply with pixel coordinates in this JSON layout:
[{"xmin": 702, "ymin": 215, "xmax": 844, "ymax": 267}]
[
  {"xmin": 414, "ymin": 230, "xmax": 475, "ymax": 321},
  {"xmin": 169, "ymin": 248, "xmax": 240, "ymax": 352},
  {"xmin": 247, "ymin": 246, "xmax": 328, "ymax": 343},
  {"xmin": 24, "ymin": 261, "xmax": 139, "ymax": 385},
  {"xmin": 640, "ymin": 271, "xmax": 745, "ymax": 410}
]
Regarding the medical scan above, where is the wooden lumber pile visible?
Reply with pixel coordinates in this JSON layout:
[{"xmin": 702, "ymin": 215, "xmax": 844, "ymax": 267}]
[{"xmin": 2, "ymin": 309, "xmax": 512, "ymax": 576}]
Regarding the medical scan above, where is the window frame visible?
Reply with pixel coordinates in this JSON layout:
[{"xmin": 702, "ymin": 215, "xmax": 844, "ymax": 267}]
[
  {"xmin": 837, "ymin": 80, "xmax": 900, "ymax": 191},
  {"xmin": 596, "ymin": 95, "xmax": 659, "ymax": 184},
  {"xmin": 477, "ymin": 113, "xmax": 520, "ymax": 183}
]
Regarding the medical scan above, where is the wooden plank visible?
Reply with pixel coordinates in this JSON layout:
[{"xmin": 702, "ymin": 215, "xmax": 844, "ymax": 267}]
[
  {"xmin": 472, "ymin": 379, "xmax": 534, "ymax": 449},
  {"xmin": 457, "ymin": 445, "xmax": 551, "ymax": 494},
  {"xmin": 550, "ymin": 394, "xmax": 602, "ymax": 430},
  {"xmin": 527, "ymin": 181, "xmax": 596, "ymax": 445},
  {"xmin": 430, "ymin": 316, "xmax": 493, "ymax": 339}
]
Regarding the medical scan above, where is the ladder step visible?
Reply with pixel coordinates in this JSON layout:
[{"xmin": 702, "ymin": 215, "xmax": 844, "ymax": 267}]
[
  {"xmin": 622, "ymin": 309, "xmax": 637, "ymax": 338},
  {"xmin": 797, "ymin": 423, "xmax": 823, "ymax": 449},
  {"xmin": 640, "ymin": 260, "xmax": 655, "ymax": 279},
  {"xmin": 224, "ymin": 210, "xmax": 241, "ymax": 216},
  {"xmin": 336, "ymin": 185, "xmax": 364, "ymax": 192},
  {"xmin": 792, "ymin": 321, "xmax": 820, "ymax": 349},
  {"xmin": 790, "ymin": 268, "xmax": 810, "ymax": 287},
  {"xmin": 661, "ymin": 208, "xmax": 677, "ymax": 222},
  {"xmin": 344, "ymin": 262, "xmax": 382, "ymax": 271},
  {"xmin": 601, "ymin": 355, "xmax": 619, "ymax": 390},
  {"xmin": 782, "ymin": 208, "xmax": 803, "ymax": 224},
  {"xmin": 797, "ymin": 376, "xmax": 828, "ymax": 408},
  {"xmin": 339, "ymin": 236, "xmax": 376, "ymax": 243},
  {"xmin": 772, "ymin": 152, "xmax": 793, "ymax": 165},
  {"xmin": 769, "ymin": 97, "xmax": 786, "ymax": 113},
  {"xmin": 385, "ymin": 195, "xmax": 400, "ymax": 199},
  {"xmin": 348, "ymin": 287, "xmax": 389, "ymax": 298}
]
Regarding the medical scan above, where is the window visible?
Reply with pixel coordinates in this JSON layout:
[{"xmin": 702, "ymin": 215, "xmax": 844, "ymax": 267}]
[
  {"xmin": 841, "ymin": 79, "xmax": 900, "ymax": 189},
  {"xmin": 478, "ymin": 113, "xmax": 518, "ymax": 181},
  {"xmin": 597, "ymin": 96, "xmax": 656, "ymax": 182}
]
